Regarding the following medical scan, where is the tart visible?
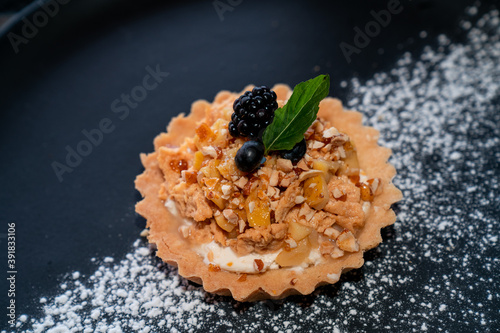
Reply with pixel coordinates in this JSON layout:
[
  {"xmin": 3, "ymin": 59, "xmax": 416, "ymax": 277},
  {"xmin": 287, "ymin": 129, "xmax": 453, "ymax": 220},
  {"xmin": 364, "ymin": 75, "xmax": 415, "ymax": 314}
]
[{"xmin": 135, "ymin": 81, "xmax": 402, "ymax": 301}]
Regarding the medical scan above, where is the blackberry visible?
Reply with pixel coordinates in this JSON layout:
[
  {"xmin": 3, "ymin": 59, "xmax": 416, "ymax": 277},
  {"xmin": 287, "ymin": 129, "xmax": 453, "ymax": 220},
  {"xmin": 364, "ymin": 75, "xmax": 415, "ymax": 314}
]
[
  {"xmin": 229, "ymin": 86, "xmax": 278, "ymax": 138},
  {"xmin": 235, "ymin": 140, "xmax": 265, "ymax": 172},
  {"xmin": 280, "ymin": 138, "xmax": 307, "ymax": 164}
]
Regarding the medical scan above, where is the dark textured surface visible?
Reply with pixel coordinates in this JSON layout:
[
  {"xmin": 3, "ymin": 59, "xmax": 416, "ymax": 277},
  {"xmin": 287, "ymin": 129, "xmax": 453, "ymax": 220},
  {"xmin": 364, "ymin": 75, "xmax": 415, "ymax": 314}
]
[
  {"xmin": 0, "ymin": 0, "xmax": 499, "ymax": 331},
  {"xmin": 0, "ymin": 0, "xmax": 34, "ymax": 12}
]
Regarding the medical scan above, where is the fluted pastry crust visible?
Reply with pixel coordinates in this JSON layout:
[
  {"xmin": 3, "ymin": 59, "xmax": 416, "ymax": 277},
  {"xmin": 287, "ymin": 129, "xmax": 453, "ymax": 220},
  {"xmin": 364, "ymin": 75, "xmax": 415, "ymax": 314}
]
[{"xmin": 135, "ymin": 85, "xmax": 402, "ymax": 301}]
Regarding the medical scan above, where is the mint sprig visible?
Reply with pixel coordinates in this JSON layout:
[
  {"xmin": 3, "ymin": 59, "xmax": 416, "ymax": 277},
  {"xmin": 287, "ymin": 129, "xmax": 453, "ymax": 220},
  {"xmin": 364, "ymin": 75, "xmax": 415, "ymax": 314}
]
[{"xmin": 262, "ymin": 75, "xmax": 330, "ymax": 155}]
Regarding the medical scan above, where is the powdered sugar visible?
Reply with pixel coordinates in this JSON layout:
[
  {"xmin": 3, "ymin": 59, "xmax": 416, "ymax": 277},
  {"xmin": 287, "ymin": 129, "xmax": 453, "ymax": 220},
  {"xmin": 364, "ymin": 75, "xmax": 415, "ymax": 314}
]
[{"xmin": 6, "ymin": 6, "xmax": 500, "ymax": 333}]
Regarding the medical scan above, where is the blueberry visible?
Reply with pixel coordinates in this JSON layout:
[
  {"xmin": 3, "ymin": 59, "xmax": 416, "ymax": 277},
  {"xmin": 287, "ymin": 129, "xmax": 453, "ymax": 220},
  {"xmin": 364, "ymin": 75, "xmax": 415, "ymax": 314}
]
[
  {"xmin": 280, "ymin": 138, "xmax": 307, "ymax": 164},
  {"xmin": 235, "ymin": 140, "xmax": 265, "ymax": 172}
]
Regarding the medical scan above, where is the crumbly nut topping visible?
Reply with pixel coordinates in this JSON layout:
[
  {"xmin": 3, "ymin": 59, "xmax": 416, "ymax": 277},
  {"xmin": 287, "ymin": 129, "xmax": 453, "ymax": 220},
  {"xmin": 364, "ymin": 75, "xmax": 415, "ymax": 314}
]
[{"xmin": 160, "ymin": 116, "xmax": 382, "ymax": 270}]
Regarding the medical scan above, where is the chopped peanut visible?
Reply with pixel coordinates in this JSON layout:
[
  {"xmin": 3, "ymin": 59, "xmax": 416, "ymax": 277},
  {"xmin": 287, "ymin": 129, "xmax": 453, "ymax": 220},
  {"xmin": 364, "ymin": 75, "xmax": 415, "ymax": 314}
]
[
  {"xmin": 336, "ymin": 229, "xmax": 360, "ymax": 252},
  {"xmin": 297, "ymin": 159, "xmax": 309, "ymax": 171},
  {"xmin": 323, "ymin": 226, "xmax": 342, "ymax": 239},
  {"xmin": 312, "ymin": 141, "xmax": 325, "ymax": 149},
  {"xmin": 276, "ymin": 158, "xmax": 293, "ymax": 172},
  {"xmin": 323, "ymin": 126, "xmax": 340, "ymax": 138},
  {"xmin": 234, "ymin": 176, "xmax": 248, "ymax": 189},
  {"xmin": 320, "ymin": 241, "xmax": 335, "ymax": 256},
  {"xmin": 295, "ymin": 196, "xmax": 306, "ymax": 204},
  {"xmin": 201, "ymin": 146, "xmax": 218, "ymax": 158},
  {"xmin": 222, "ymin": 209, "xmax": 239, "ymax": 224},
  {"xmin": 298, "ymin": 169, "xmax": 324, "ymax": 182},
  {"xmin": 269, "ymin": 170, "xmax": 279, "ymax": 186},
  {"xmin": 330, "ymin": 245, "xmax": 344, "ymax": 259},
  {"xmin": 221, "ymin": 184, "xmax": 232, "ymax": 196},
  {"xmin": 338, "ymin": 141, "xmax": 360, "ymax": 177}
]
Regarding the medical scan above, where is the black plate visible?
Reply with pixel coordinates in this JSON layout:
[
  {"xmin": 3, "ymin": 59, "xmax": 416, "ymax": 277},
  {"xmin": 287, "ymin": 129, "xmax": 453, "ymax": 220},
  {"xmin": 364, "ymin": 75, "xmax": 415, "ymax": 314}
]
[{"xmin": 1, "ymin": 0, "xmax": 499, "ymax": 332}]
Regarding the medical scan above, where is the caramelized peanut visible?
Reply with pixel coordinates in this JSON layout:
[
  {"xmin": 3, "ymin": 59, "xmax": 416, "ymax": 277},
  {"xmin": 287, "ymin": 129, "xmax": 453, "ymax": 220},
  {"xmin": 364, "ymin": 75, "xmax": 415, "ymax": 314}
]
[
  {"xmin": 357, "ymin": 182, "xmax": 374, "ymax": 201},
  {"xmin": 208, "ymin": 264, "xmax": 221, "ymax": 272},
  {"xmin": 184, "ymin": 170, "xmax": 198, "ymax": 184},
  {"xmin": 169, "ymin": 159, "xmax": 188, "ymax": 172},
  {"xmin": 253, "ymin": 259, "xmax": 264, "ymax": 272},
  {"xmin": 195, "ymin": 123, "xmax": 216, "ymax": 142}
]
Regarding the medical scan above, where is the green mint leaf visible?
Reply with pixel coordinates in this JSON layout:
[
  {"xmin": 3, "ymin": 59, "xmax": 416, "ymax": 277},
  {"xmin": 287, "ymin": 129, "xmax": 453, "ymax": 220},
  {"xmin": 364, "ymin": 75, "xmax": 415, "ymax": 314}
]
[{"xmin": 262, "ymin": 74, "xmax": 330, "ymax": 155}]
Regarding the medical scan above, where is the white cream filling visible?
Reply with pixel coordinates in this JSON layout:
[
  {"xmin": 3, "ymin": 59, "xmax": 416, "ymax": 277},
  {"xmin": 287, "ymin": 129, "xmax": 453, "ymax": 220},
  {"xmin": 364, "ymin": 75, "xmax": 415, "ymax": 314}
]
[
  {"xmin": 165, "ymin": 199, "xmax": 193, "ymax": 225},
  {"xmin": 164, "ymin": 199, "xmax": 179, "ymax": 217},
  {"xmin": 362, "ymin": 201, "xmax": 371, "ymax": 216},
  {"xmin": 199, "ymin": 241, "xmax": 280, "ymax": 273},
  {"xmin": 359, "ymin": 169, "xmax": 369, "ymax": 183},
  {"xmin": 197, "ymin": 241, "xmax": 324, "ymax": 274},
  {"xmin": 165, "ymin": 199, "xmax": 193, "ymax": 238}
]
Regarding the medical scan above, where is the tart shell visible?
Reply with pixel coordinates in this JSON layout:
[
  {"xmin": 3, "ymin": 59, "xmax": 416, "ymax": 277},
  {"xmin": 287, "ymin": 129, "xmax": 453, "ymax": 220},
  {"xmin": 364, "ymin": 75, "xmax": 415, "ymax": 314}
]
[{"xmin": 135, "ymin": 85, "xmax": 402, "ymax": 302}]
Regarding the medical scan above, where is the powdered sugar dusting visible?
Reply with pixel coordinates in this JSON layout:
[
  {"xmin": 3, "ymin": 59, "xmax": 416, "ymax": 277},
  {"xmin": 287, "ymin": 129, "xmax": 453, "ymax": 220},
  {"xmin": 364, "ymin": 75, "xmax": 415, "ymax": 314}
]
[{"xmin": 6, "ymin": 7, "xmax": 500, "ymax": 333}]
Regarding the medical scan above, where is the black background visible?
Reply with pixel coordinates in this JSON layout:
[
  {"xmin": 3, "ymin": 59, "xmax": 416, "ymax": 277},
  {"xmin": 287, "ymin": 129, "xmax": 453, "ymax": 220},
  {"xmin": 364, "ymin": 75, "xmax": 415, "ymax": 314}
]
[{"xmin": 0, "ymin": 0, "xmax": 498, "ymax": 331}]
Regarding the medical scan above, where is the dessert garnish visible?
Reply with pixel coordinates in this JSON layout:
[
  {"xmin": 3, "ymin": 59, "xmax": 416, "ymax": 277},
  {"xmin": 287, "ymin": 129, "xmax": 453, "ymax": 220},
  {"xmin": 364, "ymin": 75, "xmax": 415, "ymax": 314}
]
[
  {"xmin": 228, "ymin": 86, "xmax": 278, "ymax": 138},
  {"xmin": 279, "ymin": 138, "xmax": 307, "ymax": 163},
  {"xmin": 234, "ymin": 140, "xmax": 265, "ymax": 172},
  {"xmin": 230, "ymin": 75, "xmax": 330, "ymax": 172}
]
